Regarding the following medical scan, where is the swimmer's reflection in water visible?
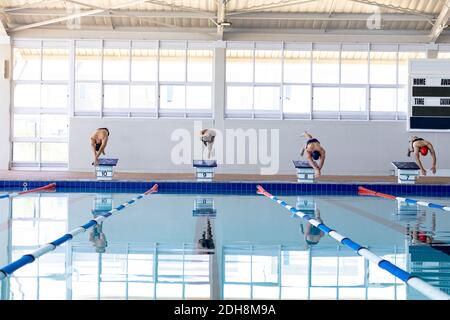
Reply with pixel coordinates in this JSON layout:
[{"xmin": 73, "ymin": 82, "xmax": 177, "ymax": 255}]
[
  {"xmin": 89, "ymin": 222, "xmax": 108, "ymax": 253},
  {"xmin": 300, "ymin": 208, "xmax": 325, "ymax": 249},
  {"xmin": 197, "ymin": 218, "xmax": 215, "ymax": 254}
]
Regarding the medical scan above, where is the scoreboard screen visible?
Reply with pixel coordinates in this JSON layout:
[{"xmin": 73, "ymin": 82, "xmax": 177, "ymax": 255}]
[{"xmin": 409, "ymin": 61, "xmax": 450, "ymax": 130}]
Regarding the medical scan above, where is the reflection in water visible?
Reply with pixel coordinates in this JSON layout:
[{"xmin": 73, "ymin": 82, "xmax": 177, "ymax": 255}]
[
  {"xmin": 1, "ymin": 192, "xmax": 450, "ymax": 300},
  {"xmin": 89, "ymin": 194, "xmax": 112, "ymax": 254},
  {"xmin": 296, "ymin": 198, "xmax": 325, "ymax": 248}
]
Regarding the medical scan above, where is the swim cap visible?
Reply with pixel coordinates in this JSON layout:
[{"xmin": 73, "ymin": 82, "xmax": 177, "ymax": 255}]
[
  {"xmin": 420, "ymin": 146, "xmax": 429, "ymax": 156},
  {"xmin": 312, "ymin": 151, "xmax": 321, "ymax": 160}
]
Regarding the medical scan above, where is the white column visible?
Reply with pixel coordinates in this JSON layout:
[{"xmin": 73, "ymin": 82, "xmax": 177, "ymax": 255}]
[
  {"xmin": 0, "ymin": 37, "xmax": 11, "ymax": 170},
  {"xmin": 213, "ymin": 42, "xmax": 226, "ymax": 130}
]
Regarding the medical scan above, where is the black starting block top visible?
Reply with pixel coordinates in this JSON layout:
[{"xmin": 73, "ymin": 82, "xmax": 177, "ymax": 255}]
[
  {"xmin": 391, "ymin": 162, "xmax": 420, "ymax": 170},
  {"xmin": 98, "ymin": 158, "xmax": 119, "ymax": 166},
  {"xmin": 193, "ymin": 160, "xmax": 217, "ymax": 168},
  {"xmin": 293, "ymin": 160, "xmax": 313, "ymax": 169}
]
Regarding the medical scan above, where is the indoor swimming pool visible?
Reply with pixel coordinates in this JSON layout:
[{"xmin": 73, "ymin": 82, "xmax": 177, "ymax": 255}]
[{"xmin": 1, "ymin": 189, "xmax": 449, "ymax": 300}]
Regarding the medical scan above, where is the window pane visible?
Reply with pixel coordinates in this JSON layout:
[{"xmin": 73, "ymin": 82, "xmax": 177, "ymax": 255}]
[
  {"xmin": 398, "ymin": 87, "xmax": 408, "ymax": 113},
  {"xmin": 254, "ymin": 86, "xmax": 280, "ymax": 111},
  {"xmin": 226, "ymin": 86, "xmax": 253, "ymax": 110},
  {"xmin": 42, "ymin": 48, "xmax": 69, "ymax": 81},
  {"xmin": 76, "ymin": 48, "xmax": 102, "ymax": 81},
  {"xmin": 14, "ymin": 84, "xmax": 40, "ymax": 108},
  {"xmin": 370, "ymin": 52, "xmax": 397, "ymax": 84},
  {"xmin": 130, "ymin": 85, "xmax": 155, "ymax": 109},
  {"xmin": 283, "ymin": 85, "xmax": 310, "ymax": 113},
  {"xmin": 226, "ymin": 50, "xmax": 253, "ymax": 83},
  {"xmin": 103, "ymin": 48, "xmax": 130, "ymax": 81},
  {"xmin": 438, "ymin": 52, "xmax": 450, "ymax": 59},
  {"xmin": 371, "ymin": 88, "xmax": 396, "ymax": 112},
  {"xmin": 340, "ymin": 87, "xmax": 366, "ymax": 112},
  {"xmin": 41, "ymin": 143, "xmax": 68, "ymax": 162},
  {"xmin": 41, "ymin": 85, "xmax": 67, "ymax": 108},
  {"xmin": 131, "ymin": 49, "xmax": 157, "ymax": 82},
  {"xmin": 13, "ymin": 48, "xmax": 40, "ymax": 81},
  {"xmin": 341, "ymin": 51, "xmax": 368, "ymax": 84},
  {"xmin": 75, "ymin": 83, "xmax": 101, "ymax": 111},
  {"xmin": 312, "ymin": 51, "xmax": 339, "ymax": 83},
  {"xmin": 255, "ymin": 50, "xmax": 281, "ymax": 83},
  {"xmin": 14, "ymin": 115, "xmax": 39, "ymax": 138},
  {"xmin": 13, "ymin": 142, "xmax": 37, "ymax": 162},
  {"xmin": 284, "ymin": 50, "xmax": 311, "ymax": 83},
  {"xmin": 160, "ymin": 49, "xmax": 186, "ymax": 82},
  {"xmin": 104, "ymin": 85, "xmax": 129, "ymax": 109},
  {"xmin": 160, "ymin": 85, "xmax": 185, "ymax": 109},
  {"xmin": 187, "ymin": 50, "xmax": 213, "ymax": 82},
  {"xmin": 398, "ymin": 51, "xmax": 426, "ymax": 85},
  {"xmin": 313, "ymin": 87, "xmax": 339, "ymax": 111},
  {"xmin": 186, "ymin": 85, "xmax": 211, "ymax": 110},
  {"xmin": 14, "ymin": 84, "xmax": 67, "ymax": 111},
  {"xmin": 41, "ymin": 115, "xmax": 68, "ymax": 138}
]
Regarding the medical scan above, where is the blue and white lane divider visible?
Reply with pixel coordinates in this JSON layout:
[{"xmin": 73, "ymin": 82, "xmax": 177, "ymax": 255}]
[
  {"xmin": 0, "ymin": 183, "xmax": 56, "ymax": 200},
  {"xmin": 256, "ymin": 185, "xmax": 450, "ymax": 300},
  {"xmin": 0, "ymin": 184, "xmax": 158, "ymax": 281},
  {"xmin": 359, "ymin": 186, "xmax": 450, "ymax": 212}
]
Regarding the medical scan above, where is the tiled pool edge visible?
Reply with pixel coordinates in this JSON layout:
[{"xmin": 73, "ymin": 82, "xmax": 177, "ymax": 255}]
[{"xmin": 1, "ymin": 180, "xmax": 450, "ymax": 197}]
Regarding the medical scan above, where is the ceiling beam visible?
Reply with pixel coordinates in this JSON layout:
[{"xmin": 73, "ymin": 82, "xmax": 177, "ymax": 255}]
[
  {"xmin": 8, "ymin": 0, "xmax": 151, "ymax": 32},
  {"xmin": 2, "ymin": 0, "xmax": 60, "ymax": 13},
  {"xmin": 227, "ymin": 0, "xmax": 319, "ymax": 16},
  {"xmin": 429, "ymin": 0, "xmax": 450, "ymax": 42},
  {"xmin": 4, "ymin": 8, "xmax": 215, "ymax": 19},
  {"xmin": 230, "ymin": 12, "xmax": 435, "ymax": 22},
  {"xmin": 6, "ymin": 9, "xmax": 436, "ymax": 22},
  {"xmin": 347, "ymin": 0, "xmax": 434, "ymax": 18}
]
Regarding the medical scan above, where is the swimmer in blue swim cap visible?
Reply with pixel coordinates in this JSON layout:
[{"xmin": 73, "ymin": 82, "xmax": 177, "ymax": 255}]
[{"xmin": 300, "ymin": 131, "xmax": 326, "ymax": 177}]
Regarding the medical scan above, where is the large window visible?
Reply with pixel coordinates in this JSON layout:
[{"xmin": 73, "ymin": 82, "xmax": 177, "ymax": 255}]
[
  {"xmin": 74, "ymin": 41, "xmax": 213, "ymax": 117},
  {"xmin": 225, "ymin": 43, "xmax": 427, "ymax": 120},
  {"xmin": 12, "ymin": 41, "xmax": 69, "ymax": 169}
]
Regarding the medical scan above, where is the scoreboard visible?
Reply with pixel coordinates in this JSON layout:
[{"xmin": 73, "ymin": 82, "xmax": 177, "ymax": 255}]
[{"xmin": 409, "ymin": 59, "xmax": 450, "ymax": 131}]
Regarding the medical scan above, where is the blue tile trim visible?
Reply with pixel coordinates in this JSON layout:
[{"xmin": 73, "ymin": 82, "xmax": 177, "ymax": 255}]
[{"xmin": 1, "ymin": 180, "xmax": 450, "ymax": 197}]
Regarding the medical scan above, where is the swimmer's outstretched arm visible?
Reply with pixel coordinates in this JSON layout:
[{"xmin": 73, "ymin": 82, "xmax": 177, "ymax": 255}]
[
  {"xmin": 91, "ymin": 138, "xmax": 98, "ymax": 162},
  {"xmin": 306, "ymin": 153, "xmax": 321, "ymax": 174},
  {"xmin": 429, "ymin": 144, "xmax": 437, "ymax": 173},
  {"xmin": 302, "ymin": 131, "xmax": 313, "ymax": 139},
  {"xmin": 414, "ymin": 149, "xmax": 426, "ymax": 176},
  {"xmin": 96, "ymin": 138, "xmax": 108, "ymax": 157},
  {"xmin": 318, "ymin": 149, "xmax": 326, "ymax": 170}
]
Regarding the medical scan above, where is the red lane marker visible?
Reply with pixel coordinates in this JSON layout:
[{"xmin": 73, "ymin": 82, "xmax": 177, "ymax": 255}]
[
  {"xmin": 358, "ymin": 186, "xmax": 397, "ymax": 200},
  {"xmin": 144, "ymin": 184, "xmax": 158, "ymax": 195},
  {"xmin": 18, "ymin": 183, "xmax": 56, "ymax": 196}
]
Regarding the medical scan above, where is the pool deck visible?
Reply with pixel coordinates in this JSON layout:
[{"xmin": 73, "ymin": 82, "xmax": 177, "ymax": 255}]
[{"xmin": 1, "ymin": 170, "xmax": 450, "ymax": 184}]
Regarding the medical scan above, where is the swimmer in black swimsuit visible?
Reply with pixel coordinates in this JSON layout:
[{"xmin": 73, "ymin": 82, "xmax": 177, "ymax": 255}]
[
  {"xmin": 407, "ymin": 136, "xmax": 437, "ymax": 176},
  {"xmin": 90, "ymin": 128, "xmax": 110, "ymax": 166},
  {"xmin": 300, "ymin": 131, "xmax": 326, "ymax": 177}
]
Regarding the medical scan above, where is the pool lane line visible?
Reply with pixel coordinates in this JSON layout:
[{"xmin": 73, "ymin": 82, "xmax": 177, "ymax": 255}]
[
  {"xmin": 359, "ymin": 186, "xmax": 450, "ymax": 212},
  {"xmin": 0, "ymin": 184, "xmax": 158, "ymax": 281},
  {"xmin": 256, "ymin": 185, "xmax": 450, "ymax": 300},
  {"xmin": 0, "ymin": 183, "xmax": 56, "ymax": 200}
]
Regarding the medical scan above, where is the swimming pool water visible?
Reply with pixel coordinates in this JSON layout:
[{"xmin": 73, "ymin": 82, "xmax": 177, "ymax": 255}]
[{"xmin": 1, "ymin": 192, "xmax": 449, "ymax": 300}]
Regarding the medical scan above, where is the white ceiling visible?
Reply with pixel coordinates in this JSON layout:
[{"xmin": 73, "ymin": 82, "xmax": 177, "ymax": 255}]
[{"xmin": 0, "ymin": 0, "xmax": 449, "ymax": 43}]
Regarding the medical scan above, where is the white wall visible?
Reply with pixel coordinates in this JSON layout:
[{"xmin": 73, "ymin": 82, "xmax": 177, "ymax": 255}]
[
  {"xmin": 0, "ymin": 40, "xmax": 11, "ymax": 170},
  {"xmin": 69, "ymin": 117, "xmax": 450, "ymax": 175}
]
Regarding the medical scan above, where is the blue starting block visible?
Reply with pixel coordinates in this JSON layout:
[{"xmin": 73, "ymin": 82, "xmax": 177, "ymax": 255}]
[
  {"xmin": 293, "ymin": 160, "xmax": 315, "ymax": 183},
  {"xmin": 295, "ymin": 198, "xmax": 316, "ymax": 216},
  {"xmin": 392, "ymin": 162, "xmax": 420, "ymax": 184},
  {"xmin": 193, "ymin": 197, "xmax": 217, "ymax": 217},
  {"xmin": 193, "ymin": 160, "xmax": 217, "ymax": 182},
  {"xmin": 95, "ymin": 158, "xmax": 119, "ymax": 181}
]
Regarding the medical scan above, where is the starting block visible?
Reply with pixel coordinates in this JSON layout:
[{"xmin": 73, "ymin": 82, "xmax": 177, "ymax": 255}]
[
  {"xmin": 392, "ymin": 162, "xmax": 420, "ymax": 184},
  {"xmin": 95, "ymin": 158, "xmax": 119, "ymax": 181},
  {"xmin": 193, "ymin": 160, "xmax": 217, "ymax": 182},
  {"xmin": 293, "ymin": 160, "xmax": 315, "ymax": 183},
  {"xmin": 193, "ymin": 197, "xmax": 217, "ymax": 217},
  {"xmin": 295, "ymin": 198, "xmax": 316, "ymax": 216}
]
